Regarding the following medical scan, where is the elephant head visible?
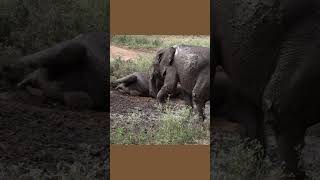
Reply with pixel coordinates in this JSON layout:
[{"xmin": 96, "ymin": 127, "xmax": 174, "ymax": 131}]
[{"xmin": 149, "ymin": 47, "xmax": 176, "ymax": 97}]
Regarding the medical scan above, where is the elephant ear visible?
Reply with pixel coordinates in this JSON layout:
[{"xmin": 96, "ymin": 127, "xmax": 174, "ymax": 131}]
[
  {"xmin": 156, "ymin": 49, "xmax": 165, "ymax": 63},
  {"xmin": 168, "ymin": 47, "xmax": 176, "ymax": 65}
]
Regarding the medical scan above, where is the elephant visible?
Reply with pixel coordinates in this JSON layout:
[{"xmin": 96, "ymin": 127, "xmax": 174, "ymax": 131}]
[
  {"xmin": 112, "ymin": 72, "xmax": 150, "ymax": 97},
  {"xmin": 149, "ymin": 45, "xmax": 210, "ymax": 121},
  {"xmin": 213, "ymin": 66, "xmax": 231, "ymax": 118},
  {"xmin": 213, "ymin": 0, "xmax": 320, "ymax": 179},
  {"xmin": 214, "ymin": 67, "xmax": 255, "ymax": 131},
  {"xmin": 112, "ymin": 72, "xmax": 182, "ymax": 98},
  {"xmin": 1, "ymin": 32, "xmax": 108, "ymax": 110}
]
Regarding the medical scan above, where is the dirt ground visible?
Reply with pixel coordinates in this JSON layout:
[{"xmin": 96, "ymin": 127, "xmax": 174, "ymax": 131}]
[
  {"xmin": 110, "ymin": 46, "xmax": 140, "ymax": 61},
  {"xmin": 0, "ymin": 88, "xmax": 108, "ymax": 178}
]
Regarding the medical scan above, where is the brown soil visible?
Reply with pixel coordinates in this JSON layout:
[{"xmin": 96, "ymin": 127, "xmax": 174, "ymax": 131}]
[
  {"xmin": 0, "ymin": 89, "xmax": 108, "ymax": 179},
  {"xmin": 110, "ymin": 46, "xmax": 141, "ymax": 61}
]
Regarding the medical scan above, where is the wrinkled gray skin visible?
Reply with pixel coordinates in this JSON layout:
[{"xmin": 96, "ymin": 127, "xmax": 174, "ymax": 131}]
[
  {"xmin": 113, "ymin": 72, "xmax": 151, "ymax": 96},
  {"xmin": 150, "ymin": 45, "xmax": 210, "ymax": 121},
  {"xmin": 112, "ymin": 72, "xmax": 182, "ymax": 98},
  {"xmin": 2, "ymin": 32, "xmax": 107, "ymax": 110},
  {"xmin": 213, "ymin": 0, "xmax": 320, "ymax": 179},
  {"xmin": 214, "ymin": 67, "xmax": 255, "ymax": 133},
  {"xmin": 213, "ymin": 67, "xmax": 231, "ymax": 118}
]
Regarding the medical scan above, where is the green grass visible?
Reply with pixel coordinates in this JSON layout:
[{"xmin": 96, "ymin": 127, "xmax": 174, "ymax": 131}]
[
  {"xmin": 154, "ymin": 104, "xmax": 208, "ymax": 144},
  {"xmin": 111, "ymin": 35, "xmax": 210, "ymax": 49},
  {"xmin": 111, "ymin": 35, "xmax": 163, "ymax": 49},
  {"xmin": 0, "ymin": 0, "xmax": 106, "ymax": 56},
  {"xmin": 110, "ymin": 55, "xmax": 153, "ymax": 82},
  {"xmin": 111, "ymin": 104, "xmax": 209, "ymax": 145},
  {"xmin": 213, "ymin": 137, "xmax": 288, "ymax": 180},
  {"xmin": 0, "ymin": 145, "xmax": 102, "ymax": 180},
  {"xmin": 0, "ymin": 162, "xmax": 97, "ymax": 180}
]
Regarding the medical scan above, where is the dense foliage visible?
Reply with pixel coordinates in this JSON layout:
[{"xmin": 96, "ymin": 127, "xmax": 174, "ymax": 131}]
[{"xmin": 0, "ymin": 0, "xmax": 107, "ymax": 56}]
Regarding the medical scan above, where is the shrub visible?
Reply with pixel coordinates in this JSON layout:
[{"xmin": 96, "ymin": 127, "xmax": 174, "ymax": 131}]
[{"xmin": 0, "ymin": 0, "xmax": 107, "ymax": 56}]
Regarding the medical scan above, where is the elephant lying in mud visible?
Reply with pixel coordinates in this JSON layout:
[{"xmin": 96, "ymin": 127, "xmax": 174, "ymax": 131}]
[
  {"xmin": 213, "ymin": 0, "xmax": 320, "ymax": 178},
  {"xmin": 112, "ymin": 72, "xmax": 182, "ymax": 98},
  {"xmin": 150, "ymin": 45, "xmax": 210, "ymax": 121},
  {"xmin": 0, "ymin": 32, "xmax": 107, "ymax": 110}
]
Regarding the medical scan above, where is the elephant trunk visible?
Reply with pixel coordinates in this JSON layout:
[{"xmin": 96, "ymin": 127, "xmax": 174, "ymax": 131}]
[{"xmin": 149, "ymin": 74, "xmax": 158, "ymax": 98}]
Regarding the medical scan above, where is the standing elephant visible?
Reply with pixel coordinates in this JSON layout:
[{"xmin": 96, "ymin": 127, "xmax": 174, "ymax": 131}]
[
  {"xmin": 213, "ymin": 66, "xmax": 231, "ymax": 118},
  {"xmin": 213, "ymin": 0, "xmax": 320, "ymax": 179},
  {"xmin": 150, "ymin": 45, "xmax": 210, "ymax": 121}
]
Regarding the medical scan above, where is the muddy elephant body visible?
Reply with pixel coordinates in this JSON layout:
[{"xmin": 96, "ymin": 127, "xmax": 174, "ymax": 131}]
[
  {"xmin": 213, "ymin": 67, "xmax": 231, "ymax": 118},
  {"xmin": 113, "ymin": 72, "xmax": 151, "ymax": 97},
  {"xmin": 213, "ymin": 0, "xmax": 320, "ymax": 178},
  {"xmin": 7, "ymin": 32, "xmax": 108, "ymax": 110},
  {"xmin": 113, "ymin": 72, "xmax": 182, "ymax": 98},
  {"xmin": 150, "ymin": 45, "xmax": 210, "ymax": 120},
  {"xmin": 214, "ymin": 68, "xmax": 255, "ymax": 130}
]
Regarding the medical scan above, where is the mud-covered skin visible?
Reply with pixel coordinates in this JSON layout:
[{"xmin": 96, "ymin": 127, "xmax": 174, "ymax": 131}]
[
  {"xmin": 113, "ymin": 72, "xmax": 151, "ymax": 97},
  {"xmin": 213, "ymin": 67, "xmax": 231, "ymax": 118},
  {"xmin": 150, "ymin": 45, "xmax": 210, "ymax": 121},
  {"xmin": 213, "ymin": 0, "xmax": 320, "ymax": 179},
  {"xmin": 5, "ymin": 32, "xmax": 108, "ymax": 111},
  {"xmin": 113, "ymin": 72, "xmax": 183, "ymax": 99},
  {"xmin": 214, "ymin": 68, "xmax": 258, "ymax": 137}
]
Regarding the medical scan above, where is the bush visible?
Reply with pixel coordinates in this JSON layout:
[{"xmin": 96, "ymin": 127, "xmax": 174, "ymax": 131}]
[{"xmin": 0, "ymin": 0, "xmax": 107, "ymax": 56}]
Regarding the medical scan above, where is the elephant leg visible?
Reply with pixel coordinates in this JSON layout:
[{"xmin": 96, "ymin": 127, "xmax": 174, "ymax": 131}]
[
  {"xmin": 192, "ymin": 78, "xmax": 209, "ymax": 121},
  {"xmin": 231, "ymin": 93, "xmax": 266, "ymax": 149},
  {"xmin": 116, "ymin": 83, "xmax": 130, "ymax": 94},
  {"xmin": 192, "ymin": 96, "xmax": 206, "ymax": 121},
  {"xmin": 179, "ymin": 88, "xmax": 193, "ymax": 107},
  {"xmin": 157, "ymin": 67, "xmax": 178, "ymax": 103},
  {"xmin": 17, "ymin": 68, "xmax": 49, "ymax": 88},
  {"xmin": 275, "ymin": 123, "xmax": 306, "ymax": 180},
  {"xmin": 114, "ymin": 74, "xmax": 137, "ymax": 85}
]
